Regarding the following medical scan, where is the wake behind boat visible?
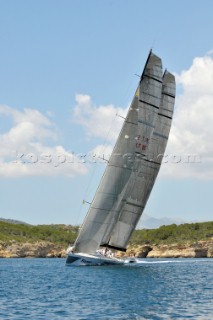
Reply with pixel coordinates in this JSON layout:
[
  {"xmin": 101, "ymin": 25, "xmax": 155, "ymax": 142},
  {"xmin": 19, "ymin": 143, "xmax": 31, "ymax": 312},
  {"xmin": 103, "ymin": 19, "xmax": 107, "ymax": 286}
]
[{"xmin": 66, "ymin": 50, "xmax": 176, "ymax": 266}]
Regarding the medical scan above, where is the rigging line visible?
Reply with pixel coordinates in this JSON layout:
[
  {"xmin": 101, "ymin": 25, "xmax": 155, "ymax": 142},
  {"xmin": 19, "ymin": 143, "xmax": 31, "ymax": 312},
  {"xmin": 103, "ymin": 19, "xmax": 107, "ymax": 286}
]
[
  {"xmin": 77, "ymin": 106, "xmax": 121, "ymax": 223},
  {"xmin": 102, "ymin": 70, "xmax": 142, "ymax": 157},
  {"xmin": 116, "ymin": 113, "xmax": 126, "ymax": 120},
  {"xmin": 97, "ymin": 155, "xmax": 109, "ymax": 163},
  {"xmin": 82, "ymin": 200, "xmax": 92, "ymax": 205},
  {"xmin": 77, "ymin": 98, "xmax": 131, "ymax": 228},
  {"xmin": 81, "ymin": 75, "xmax": 138, "ymax": 206},
  {"xmin": 75, "ymin": 162, "xmax": 97, "ymax": 226},
  {"xmin": 77, "ymin": 76, "xmax": 138, "ymax": 229},
  {"xmin": 75, "ymin": 146, "xmax": 111, "ymax": 227},
  {"xmin": 118, "ymin": 74, "xmax": 139, "ymax": 109}
]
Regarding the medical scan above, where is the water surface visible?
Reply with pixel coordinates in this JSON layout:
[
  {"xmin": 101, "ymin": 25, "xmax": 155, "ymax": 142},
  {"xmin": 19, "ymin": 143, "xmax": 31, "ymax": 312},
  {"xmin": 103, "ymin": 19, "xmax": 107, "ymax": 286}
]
[{"xmin": 0, "ymin": 258, "xmax": 212, "ymax": 319}]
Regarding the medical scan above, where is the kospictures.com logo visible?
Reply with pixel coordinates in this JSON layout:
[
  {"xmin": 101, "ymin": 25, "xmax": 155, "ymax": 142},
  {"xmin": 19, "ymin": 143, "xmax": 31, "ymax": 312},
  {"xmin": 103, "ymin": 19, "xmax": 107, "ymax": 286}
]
[{"xmin": 12, "ymin": 151, "xmax": 202, "ymax": 167}]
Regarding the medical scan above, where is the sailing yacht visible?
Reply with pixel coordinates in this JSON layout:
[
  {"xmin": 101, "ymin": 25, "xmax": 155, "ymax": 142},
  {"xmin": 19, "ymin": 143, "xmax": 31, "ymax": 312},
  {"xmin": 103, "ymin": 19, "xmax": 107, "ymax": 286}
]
[{"xmin": 66, "ymin": 51, "xmax": 176, "ymax": 266}]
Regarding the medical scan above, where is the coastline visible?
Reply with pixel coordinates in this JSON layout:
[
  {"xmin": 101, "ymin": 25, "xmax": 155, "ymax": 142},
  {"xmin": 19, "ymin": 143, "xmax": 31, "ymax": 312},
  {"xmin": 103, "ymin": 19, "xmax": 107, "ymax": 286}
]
[
  {"xmin": 119, "ymin": 240, "xmax": 213, "ymax": 258},
  {"xmin": 1, "ymin": 240, "xmax": 212, "ymax": 258}
]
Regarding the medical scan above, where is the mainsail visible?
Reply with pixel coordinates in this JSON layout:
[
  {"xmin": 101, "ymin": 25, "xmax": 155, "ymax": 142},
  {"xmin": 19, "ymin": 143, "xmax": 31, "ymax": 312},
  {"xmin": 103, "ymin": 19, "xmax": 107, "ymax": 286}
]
[
  {"xmin": 106, "ymin": 70, "xmax": 176, "ymax": 250},
  {"xmin": 73, "ymin": 51, "xmax": 175, "ymax": 254}
]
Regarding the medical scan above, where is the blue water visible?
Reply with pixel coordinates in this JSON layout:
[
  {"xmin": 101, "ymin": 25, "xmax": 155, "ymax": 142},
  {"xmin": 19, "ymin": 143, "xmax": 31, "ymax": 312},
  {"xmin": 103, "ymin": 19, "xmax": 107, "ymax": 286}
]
[{"xmin": 0, "ymin": 258, "xmax": 212, "ymax": 319}]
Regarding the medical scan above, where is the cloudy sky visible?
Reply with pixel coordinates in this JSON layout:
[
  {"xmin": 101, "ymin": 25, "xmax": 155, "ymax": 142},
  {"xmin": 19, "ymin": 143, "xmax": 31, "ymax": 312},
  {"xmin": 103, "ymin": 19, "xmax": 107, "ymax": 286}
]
[{"xmin": 0, "ymin": 0, "xmax": 212, "ymax": 225}]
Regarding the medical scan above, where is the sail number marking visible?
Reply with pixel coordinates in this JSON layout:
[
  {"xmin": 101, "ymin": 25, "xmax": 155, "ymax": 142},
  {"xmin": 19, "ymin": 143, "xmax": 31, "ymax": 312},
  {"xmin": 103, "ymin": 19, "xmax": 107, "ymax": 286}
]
[{"xmin": 135, "ymin": 135, "xmax": 149, "ymax": 151}]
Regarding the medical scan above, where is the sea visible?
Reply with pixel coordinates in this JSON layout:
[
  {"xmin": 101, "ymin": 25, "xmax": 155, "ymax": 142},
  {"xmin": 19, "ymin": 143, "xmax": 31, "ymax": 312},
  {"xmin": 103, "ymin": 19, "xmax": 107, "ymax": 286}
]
[{"xmin": 0, "ymin": 258, "xmax": 212, "ymax": 320}]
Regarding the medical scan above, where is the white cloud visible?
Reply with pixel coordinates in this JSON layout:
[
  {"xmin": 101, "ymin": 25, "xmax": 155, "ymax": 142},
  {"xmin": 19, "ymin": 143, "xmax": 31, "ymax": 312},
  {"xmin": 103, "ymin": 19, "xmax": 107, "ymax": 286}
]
[
  {"xmin": 73, "ymin": 53, "xmax": 213, "ymax": 181},
  {"xmin": 3, "ymin": 53, "xmax": 212, "ymax": 180},
  {"xmin": 74, "ymin": 94, "xmax": 127, "ymax": 141},
  {"xmin": 0, "ymin": 105, "xmax": 87, "ymax": 177},
  {"xmin": 161, "ymin": 53, "xmax": 213, "ymax": 180}
]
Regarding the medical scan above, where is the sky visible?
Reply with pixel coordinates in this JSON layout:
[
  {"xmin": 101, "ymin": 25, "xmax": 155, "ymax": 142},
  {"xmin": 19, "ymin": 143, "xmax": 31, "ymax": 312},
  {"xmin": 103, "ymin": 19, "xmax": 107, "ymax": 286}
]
[{"xmin": 0, "ymin": 0, "xmax": 212, "ymax": 225}]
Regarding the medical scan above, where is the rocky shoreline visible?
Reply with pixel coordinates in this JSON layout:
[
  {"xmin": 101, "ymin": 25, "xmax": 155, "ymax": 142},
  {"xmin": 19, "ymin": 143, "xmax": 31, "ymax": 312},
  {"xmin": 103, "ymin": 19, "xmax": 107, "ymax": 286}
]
[
  {"xmin": 0, "ymin": 240, "xmax": 213, "ymax": 259},
  {"xmin": 0, "ymin": 241, "xmax": 67, "ymax": 258},
  {"xmin": 121, "ymin": 240, "xmax": 213, "ymax": 258}
]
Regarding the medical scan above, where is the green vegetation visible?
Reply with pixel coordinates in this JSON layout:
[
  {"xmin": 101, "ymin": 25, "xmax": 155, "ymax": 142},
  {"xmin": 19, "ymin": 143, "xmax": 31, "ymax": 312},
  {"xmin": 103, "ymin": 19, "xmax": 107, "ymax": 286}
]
[
  {"xmin": 0, "ymin": 222, "xmax": 78, "ymax": 245},
  {"xmin": 130, "ymin": 222, "xmax": 213, "ymax": 245},
  {"xmin": 0, "ymin": 220, "xmax": 212, "ymax": 246}
]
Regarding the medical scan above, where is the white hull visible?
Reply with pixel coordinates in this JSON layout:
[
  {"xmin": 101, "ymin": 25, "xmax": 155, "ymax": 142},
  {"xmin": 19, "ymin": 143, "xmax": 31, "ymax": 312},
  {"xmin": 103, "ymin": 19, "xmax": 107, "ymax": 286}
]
[{"xmin": 66, "ymin": 252, "xmax": 125, "ymax": 266}]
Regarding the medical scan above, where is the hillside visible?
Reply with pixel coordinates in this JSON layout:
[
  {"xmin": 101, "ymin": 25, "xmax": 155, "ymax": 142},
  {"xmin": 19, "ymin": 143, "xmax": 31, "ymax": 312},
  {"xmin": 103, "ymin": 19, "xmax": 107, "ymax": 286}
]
[
  {"xmin": 0, "ymin": 221, "xmax": 212, "ymax": 258},
  {"xmin": 0, "ymin": 218, "xmax": 30, "ymax": 225},
  {"xmin": 130, "ymin": 221, "xmax": 213, "ymax": 245},
  {"xmin": 0, "ymin": 220, "xmax": 213, "ymax": 246},
  {"xmin": 0, "ymin": 222, "xmax": 78, "ymax": 245}
]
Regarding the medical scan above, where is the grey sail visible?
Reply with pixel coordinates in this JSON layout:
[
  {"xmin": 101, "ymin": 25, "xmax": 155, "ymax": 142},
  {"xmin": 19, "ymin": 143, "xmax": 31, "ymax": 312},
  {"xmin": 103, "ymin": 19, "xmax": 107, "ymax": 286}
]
[
  {"xmin": 151, "ymin": 70, "xmax": 175, "ymax": 166},
  {"xmin": 73, "ymin": 51, "xmax": 172, "ymax": 254},
  {"xmin": 100, "ymin": 52, "xmax": 163, "ymax": 250},
  {"xmin": 107, "ymin": 70, "xmax": 176, "ymax": 250},
  {"xmin": 73, "ymin": 86, "xmax": 140, "ymax": 254}
]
